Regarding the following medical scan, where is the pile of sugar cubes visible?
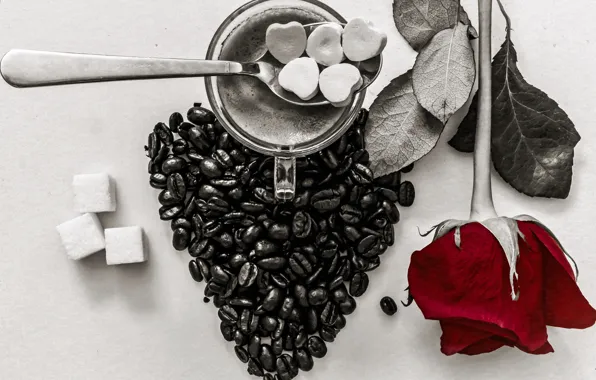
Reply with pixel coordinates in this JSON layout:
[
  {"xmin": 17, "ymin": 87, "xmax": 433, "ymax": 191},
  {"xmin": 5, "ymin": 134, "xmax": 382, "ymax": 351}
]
[
  {"xmin": 56, "ymin": 173, "xmax": 146, "ymax": 264},
  {"xmin": 266, "ymin": 17, "xmax": 387, "ymax": 107}
]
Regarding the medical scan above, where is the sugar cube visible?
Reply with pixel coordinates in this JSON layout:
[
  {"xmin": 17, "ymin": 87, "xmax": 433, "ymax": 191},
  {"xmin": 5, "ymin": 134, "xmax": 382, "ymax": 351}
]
[
  {"xmin": 105, "ymin": 226, "xmax": 146, "ymax": 265},
  {"xmin": 73, "ymin": 173, "xmax": 116, "ymax": 213},
  {"xmin": 56, "ymin": 213, "xmax": 106, "ymax": 260}
]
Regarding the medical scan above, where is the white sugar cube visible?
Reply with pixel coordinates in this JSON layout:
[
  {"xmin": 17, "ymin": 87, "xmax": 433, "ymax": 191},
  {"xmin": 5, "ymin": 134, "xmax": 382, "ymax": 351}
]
[
  {"xmin": 56, "ymin": 213, "xmax": 106, "ymax": 260},
  {"xmin": 105, "ymin": 226, "xmax": 146, "ymax": 265},
  {"xmin": 73, "ymin": 173, "xmax": 116, "ymax": 213}
]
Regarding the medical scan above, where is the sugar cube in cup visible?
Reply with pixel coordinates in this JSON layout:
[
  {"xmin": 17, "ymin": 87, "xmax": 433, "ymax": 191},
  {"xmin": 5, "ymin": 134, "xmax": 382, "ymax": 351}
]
[
  {"xmin": 105, "ymin": 226, "xmax": 146, "ymax": 265},
  {"xmin": 56, "ymin": 213, "xmax": 106, "ymax": 260},
  {"xmin": 73, "ymin": 173, "xmax": 116, "ymax": 213}
]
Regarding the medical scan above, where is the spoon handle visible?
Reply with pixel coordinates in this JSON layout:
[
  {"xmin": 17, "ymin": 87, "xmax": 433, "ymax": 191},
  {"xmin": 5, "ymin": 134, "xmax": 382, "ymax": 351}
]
[{"xmin": 1, "ymin": 49, "xmax": 245, "ymax": 88}]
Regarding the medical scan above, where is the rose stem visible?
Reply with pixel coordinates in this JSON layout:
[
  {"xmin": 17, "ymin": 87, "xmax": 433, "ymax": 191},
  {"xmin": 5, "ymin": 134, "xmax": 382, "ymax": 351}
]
[{"xmin": 469, "ymin": 0, "xmax": 498, "ymax": 221}]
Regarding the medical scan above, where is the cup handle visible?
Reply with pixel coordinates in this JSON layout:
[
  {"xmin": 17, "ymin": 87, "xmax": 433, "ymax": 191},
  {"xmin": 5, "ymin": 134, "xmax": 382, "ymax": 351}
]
[{"xmin": 274, "ymin": 156, "xmax": 296, "ymax": 201}]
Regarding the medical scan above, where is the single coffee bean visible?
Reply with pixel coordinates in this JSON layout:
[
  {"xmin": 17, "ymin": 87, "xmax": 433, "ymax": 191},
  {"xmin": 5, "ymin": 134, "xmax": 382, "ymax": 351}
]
[
  {"xmin": 360, "ymin": 192, "xmax": 378, "ymax": 209},
  {"xmin": 310, "ymin": 189, "xmax": 341, "ymax": 212},
  {"xmin": 171, "ymin": 217, "xmax": 192, "ymax": 231},
  {"xmin": 304, "ymin": 266, "xmax": 323, "ymax": 286},
  {"xmin": 344, "ymin": 226, "xmax": 362, "ymax": 242},
  {"xmin": 319, "ymin": 149, "xmax": 339, "ymax": 169},
  {"xmin": 289, "ymin": 251, "xmax": 313, "ymax": 277},
  {"xmin": 240, "ymin": 202, "xmax": 266, "ymax": 213},
  {"xmin": 229, "ymin": 148, "xmax": 247, "ymax": 164},
  {"xmin": 188, "ymin": 260, "xmax": 203, "ymax": 282},
  {"xmin": 328, "ymin": 275, "xmax": 344, "ymax": 291},
  {"xmin": 319, "ymin": 325, "xmax": 337, "ymax": 343},
  {"xmin": 374, "ymin": 171, "xmax": 401, "ymax": 190},
  {"xmin": 254, "ymin": 240, "xmax": 278, "ymax": 257},
  {"xmin": 320, "ymin": 301, "xmax": 339, "ymax": 326},
  {"xmin": 292, "ymin": 211, "xmax": 313, "ymax": 239},
  {"xmin": 351, "ymin": 254, "xmax": 367, "ymax": 271},
  {"xmin": 172, "ymin": 139, "xmax": 189, "ymax": 154},
  {"xmin": 358, "ymin": 235, "xmax": 379, "ymax": 255},
  {"xmin": 272, "ymin": 337, "xmax": 284, "ymax": 356},
  {"xmin": 279, "ymin": 296, "xmax": 295, "ymax": 319},
  {"xmin": 248, "ymin": 334, "xmax": 261, "ymax": 357},
  {"xmin": 259, "ymin": 344, "xmax": 276, "ymax": 372},
  {"xmin": 188, "ymin": 105, "xmax": 215, "ymax": 125},
  {"xmin": 349, "ymin": 272, "xmax": 369, "ymax": 297},
  {"xmin": 154, "ymin": 122, "xmax": 173, "ymax": 145},
  {"xmin": 401, "ymin": 163, "xmax": 414, "ymax": 173},
  {"xmin": 168, "ymin": 112, "xmax": 183, "ymax": 133},
  {"xmin": 276, "ymin": 354, "xmax": 298, "ymax": 380},
  {"xmin": 307, "ymin": 336, "xmax": 327, "ymax": 358},
  {"xmin": 380, "ymin": 296, "xmax": 398, "ymax": 315},
  {"xmin": 351, "ymin": 148, "xmax": 369, "ymax": 164},
  {"xmin": 234, "ymin": 330, "xmax": 248, "ymax": 346},
  {"xmin": 161, "ymin": 157, "xmax": 186, "ymax": 175},
  {"xmin": 339, "ymin": 296, "xmax": 357, "ymax": 315},
  {"xmin": 253, "ymin": 187, "xmax": 275, "ymax": 204},
  {"xmin": 199, "ymin": 158, "xmax": 223, "ymax": 178},
  {"xmin": 158, "ymin": 190, "xmax": 181, "ymax": 207},
  {"xmin": 195, "ymin": 258, "xmax": 210, "ymax": 281},
  {"xmin": 238, "ymin": 262, "xmax": 259, "ymax": 288},
  {"xmin": 270, "ymin": 273, "xmax": 289, "ymax": 289},
  {"xmin": 335, "ymin": 156, "xmax": 353, "ymax": 176},
  {"xmin": 339, "ymin": 204, "xmax": 363, "ymax": 225},
  {"xmin": 247, "ymin": 357, "xmax": 264, "ymax": 377},
  {"xmin": 228, "ymin": 298, "xmax": 254, "ymax": 308},
  {"xmin": 382, "ymin": 200, "xmax": 400, "ymax": 224},
  {"xmin": 350, "ymin": 163, "xmax": 373, "ymax": 185},
  {"xmin": 210, "ymin": 177, "xmax": 238, "ymax": 188},
  {"xmin": 256, "ymin": 257, "xmax": 287, "ymax": 271},
  {"xmin": 189, "ymin": 238, "xmax": 214, "ymax": 259},
  {"xmin": 206, "ymin": 196, "xmax": 229, "ymax": 214},
  {"xmin": 159, "ymin": 205, "xmax": 183, "ymax": 221},
  {"xmin": 294, "ymin": 348, "xmax": 314, "ymax": 372},
  {"xmin": 210, "ymin": 265, "xmax": 230, "ymax": 285},
  {"xmin": 146, "ymin": 132, "xmax": 160, "ymax": 159},
  {"xmin": 239, "ymin": 309, "xmax": 259, "ymax": 334},
  {"xmin": 267, "ymin": 223, "xmax": 290, "ymax": 240},
  {"xmin": 321, "ymin": 239, "xmax": 339, "ymax": 259},
  {"xmin": 304, "ymin": 308, "xmax": 319, "ymax": 334},
  {"xmin": 335, "ymin": 313, "xmax": 347, "ymax": 330},
  {"xmin": 220, "ymin": 322, "xmax": 235, "ymax": 342},
  {"xmin": 213, "ymin": 149, "xmax": 234, "ymax": 169},
  {"xmin": 241, "ymin": 224, "xmax": 264, "ymax": 245},
  {"xmin": 203, "ymin": 220, "xmax": 223, "ymax": 238},
  {"xmin": 260, "ymin": 315, "xmax": 278, "ymax": 332},
  {"xmin": 262, "ymin": 288, "xmax": 283, "ymax": 312},
  {"xmin": 376, "ymin": 187, "xmax": 398, "ymax": 203},
  {"xmin": 198, "ymin": 184, "xmax": 224, "ymax": 199},
  {"xmin": 235, "ymin": 345, "xmax": 249, "ymax": 364},
  {"xmin": 187, "ymin": 151, "xmax": 205, "ymax": 164},
  {"xmin": 218, "ymin": 305, "xmax": 239, "ymax": 324},
  {"xmin": 293, "ymin": 284, "xmax": 309, "ymax": 308},
  {"xmin": 172, "ymin": 228, "xmax": 190, "ymax": 251},
  {"xmin": 308, "ymin": 287, "xmax": 328, "ymax": 306},
  {"xmin": 166, "ymin": 173, "xmax": 186, "ymax": 200},
  {"xmin": 398, "ymin": 180, "xmax": 415, "ymax": 207},
  {"xmin": 365, "ymin": 256, "xmax": 381, "ymax": 271},
  {"xmin": 272, "ymin": 318, "xmax": 285, "ymax": 340}
]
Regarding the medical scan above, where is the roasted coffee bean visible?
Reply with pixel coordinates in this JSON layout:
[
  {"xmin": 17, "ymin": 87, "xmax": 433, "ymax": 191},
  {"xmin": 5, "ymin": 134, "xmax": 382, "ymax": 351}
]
[
  {"xmin": 189, "ymin": 238, "xmax": 214, "ymax": 259},
  {"xmin": 172, "ymin": 228, "xmax": 190, "ymax": 250},
  {"xmin": 240, "ymin": 202, "xmax": 266, "ymax": 213},
  {"xmin": 229, "ymin": 148, "xmax": 247, "ymax": 164},
  {"xmin": 150, "ymin": 173, "xmax": 167, "ymax": 186},
  {"xmin": 188, "ymin": 260, "xmax": 203, "ymax": 282},
  {"xmin": 254, "ymin": 240, "xmax": 278, "ymax": 257},
  {"xmin": 259, "ymin": 345, "xmax": 276, "ymax": 372},
  {"xmin": 260, "ymin": 315, "xmax": 278, "ymax": 332},
  {"xmin": 253, "ymin": 187, "xmax": 275, "ymax": 204},
  {"xmin": 279, "ymin": 296, "xmax": 295, "ymax": 319},
  {"xmin": 272, "ymin": 337, "xmax": 284, "ymax": 356},
  {"xmin": 376, "ymin": 187, "xmax": 398, "ymax": 203},
  {"xmin": 319, "ymin": 325, "xmax": 337, "ymax": 342},
  {"xmin": 401, "ymin": 163, "xmax": 414, "ymax": 173},
  {"xmin": 161, "ymin": 157, "xmax": 186, "ymax": 175},
  {"xmin": 158, "ymin": 190, "xmax": 181, "ymax": 206},
  {"xmin": 159, "ymin": 205, "xmax": 183, "ymax": 221},
  {"xmin": 307, "ymin": 336, "xmax": 327, "ymax": 358},
  {"xmin": 166, "ymin": 173, "xmax": 186, "ymax": 200},
  {"xmin": 310, "ymin": 189, "xmax": 341, "ymax": 212},
  {"xmin": 304, "ymin": 266, "xmax": 323, "ymax": 285},
  {"xmin": 172, "ymin": 139, "xmax": 189, "ymax": 154},
  {"xmin": 198, "ymin": 184, "xmax": 224, "ymax": 200},
  {"xmin": 168, "ymin": 112, "xmax": 183, "ymax": 133},
  {"xmin": 208, "ymin": 281, "xmax": 226, "ymax": 295},
  {"xmin": 247, "ymin": 358, "xmax": 264, "ymax": 377},
  {"xmin": 262, "ymin": 288, "xmax": 283, "ymax": 312},
  {"xmin": 372, "ymin": 217, "xmax": 389, "ymax": 229},
  {"xmin": 199, "ymin": 158, "xmax": 223, "ymax": 178},
  {"xmin": 146, "ymin": 132, "xmax": 160, "ymax": 159},
  {"xmin": 270, "ymin": 273, "xmax": 289, "ymax": 289},
  {"xmin": 272, "ymin": 318, "xmax": 285, "ymax": 340},
  {"xmin": 293, "ymin": 189, "xmax": 312, "ymax": 208},
  {"xmin": 320, "ymin": 301, "xmax": 339, "ymax": 326},
  {"xmin": 339, "ymin": 295, "xmax": 357, "ymax": 315},
  {"xmin": 218, "ymin": 305, "xmax": 238, "ymax": 324},
  {"xmin": 308, "ymin": 287, "xmax": 328, "ymax": 306},
  {"xmin": 206, "ymin": 196, "xmax": 229, "ymax": 214},
  {"xmin": 248, "ymin": 334, "xmax": 261, "ymax": 357},
  {"xmin": 211, "ymin": 265, "xmax": 230, "ymax": 285},
  {"xmin": 177, "ymin": 121, "xmax": 193, "ymax": 140},
  {"xmin": 339, "ymin": 204, "xmax": 363, "ymax": 225},
  {"xmin": 213, "ymin": 149, "xmax": 234, "ymax": 169},
  {"xmin": 358, "ymin": 235, "xmax": 380, "ymax": 255},
  {"xmin": 235, "ymin": 346, "xmax": 249, "ymax": 364},
  {"xmin": 234, "ymin": 330, "xmax": 248, "ymax": 346},
  {"xmin": 203, "ymin": 220, "xmax": 223, "ymax": 238},
  {"xmin": 350, "ymin": 163, "xmax": 373, "ymax": 185},
  {"xmin": 217, "ymin": 132, "xmax": 232, "ymax": 150},
  {"xmin": 380, "ymin": 296, "xmax": 398, "ymax": 315},
  {"xmin": 242, "ymin": 225, "xmax": 264, "ymax": 245},
  {"xmin": 294, "ymin": 348, "xmax": 313, "ymax": 372},
  {"xmin": 239, "ymin": 309, "xmax": 259, "ymax": 334},
  {"xmin": 289, "ymin": 251, "xmax": 312, "ymax": 277},
  {"xmin": 292, "ymin": 211, "xmax": 313, "ymax": 239},
  {"xmin": 398, "ymin": 181, "xmax": 415, "ymax": 207},
  {"xmin": 210, "ymin": 177, "xmax": 238, "ymax": 188},
  {"xmin": 349, "ymin": 272, "xmax": 369, "ymax": 297},
  {"xmin": 319, "ymin": 149, "xmax": 339, "ymax": 169},
  {"xmin": 187, "ymin": 151, "xmax": 205, "ymax": 164},
  {"xmin": 267, "ymin": 223, "xmax": 290, "ymax": 240},
  {"xmin": 344, "ymin": 226, "xmax": 362, "ymax": 242},
  {"xmin": 220, "ymin": 322, "xmax": 235, "ymax": 342},
  {"xmin": 256, "ymin": 257, "xmax": 287, "ymax": 271},
  {"xmin": 321, "ymin": 239, "xmax": 339, "ymax": 259},
  {"xmin": 360, "ymin": 192, "xmax": 378, "ymax": 209},
  {"xmin": 225, "ymin": 187, "xmax": 243, "ymax": 202},
  {"xmin": 352, "ymin": 149, "xmax": 369, "ymax": 164},
  {"xmin": 350, "ymin": 254, "xmax": 367, "ymax": 271},
  {"xmin": 276, "ymin": 354, "xmax": 298, "ymax": 380},
  {"xmin": 255, "ymin": 270, "xmax": 270, "ymax": 290},
  {"xmin": 304, "ymin": 308, "xmax": 319, "ymax": 334},
  {"xmin": 171, "ymin": 217, "xmax": 192, "ymax": 231},
  {"xmin": 337, "ymin": 259, "xmax": 353, "ymax": 281},
  {"xmin": 351, "ymin": 126, "xmax": 365, "ymax": 150},
  {"xmin": 382, "ymin": 223, "xmax": 395, "ymax": 245},
  {"xmin": 154, "ymin": 122, "xmax": 173, "ymax": 145},
  {"xmin": 228, "ymin": 298, "xmax": 255, "ymax": 308},
  {"xmin": 238, "ymin": 262, "xmax": 259, "ymax": 288},
  {"xmin": 328, "ymin": 275, "xmax": 344, "ymax": 291},
  {"xmin": 188, "ymin": 105, "xmax": 215, "ymax": 125},
  {"xmin": 335, "ymin": 313, "xmax": 347, "ymax": 330},
  {"xmin": 375, "ymin": 171, "xmax": 401, "ymax": 189},
  {"xmin": 382, "ymin": 200, "xmax": 400, "ymax": 224},
  {"xmin": 293, "ymin": 284, "xmax": 309, "ymax": 308},
  {"xmin": 196, "ymin": 258, "xmax": 211, "ymax": 281},
  {"xmin": 365, "ymin": 256, "xmax": 381, "ymax": 271},
  {"xmin": 293, "ymin": 329, "xmax": 307, "ymax": 349}
]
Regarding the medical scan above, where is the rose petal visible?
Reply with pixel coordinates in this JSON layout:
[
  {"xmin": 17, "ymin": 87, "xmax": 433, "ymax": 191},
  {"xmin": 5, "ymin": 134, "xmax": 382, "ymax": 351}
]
[
  {"xmin": 520, "ymin": 222, "xmax": 596, "ymax": 329},
  {"xmin": 460, "ymin": 337, "xmax": 508, "ymax": 355},
  {"xmin": 440, "ymin": 321, "xmax": 494, "ymax": 355},
  {"xmin": 516, "ymin": 340, "xmax": 554, "ymax": 355},
  {"xmin": 408, "ymin": 222, "xmax": 548, "ymax": 352}
]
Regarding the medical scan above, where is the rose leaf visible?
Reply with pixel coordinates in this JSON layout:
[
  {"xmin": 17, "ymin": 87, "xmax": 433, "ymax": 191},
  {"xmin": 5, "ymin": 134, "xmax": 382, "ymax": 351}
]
[{"xmin": 448, "ymin": 91, "xmax": 478, "ymax": 153}]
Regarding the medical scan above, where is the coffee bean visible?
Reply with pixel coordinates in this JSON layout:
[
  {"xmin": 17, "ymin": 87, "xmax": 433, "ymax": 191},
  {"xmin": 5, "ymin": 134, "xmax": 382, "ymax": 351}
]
[
  {"xmin": 158, "ymin": 190, "xmax": 181, "ymax": 207},
  {"xmin": 321, "ymin": 239, "xmax": 339, "ymax": 259},
  {"xmin": 254, "ymin": 240, "xmax": 278, "ymax": 257},
  {"xmin": 189, "ymin": 238, "xmax": 214, "ymax": 259},
  {"xmin": 339, "ymin": 296, "xmax": 357, "ymax": 315},
  {"xmin": 358, "ymin": 235, "xmax": 379, "ymax": 255},
  {"xmin": 344, "ymin": 226, "xmax": 362, "ymax": 242},
  {"xmin": 304, "ymin": 266, "xmax": 323, "ymax": 285},
  {"xmin": 382, "ymin": 200, "xmax": 400, "ymax": 224},
  {"xmin": 154, "ymin": 122, "xmax": 173, "ymax": 145},
  {"xmin": 210, "ymin": 177, "xmax": 238, "ymax": 188},
  {"xmin": 335, "ymin": 313, "xmax": 347, "ymax": 330},
  {"xmin": 292, "ymin": 284, "xmax": 309, "ymax": 308},
  {"xmin": 172, "ymin": 228, "xmax": 190, "ymax": 251},
  {"xmin": 213, "ymin": 149, "xmax": 234, "ymax": 169},
  {"xmin": 220, "ymin": 322, "xmax": 235, "ymax": 342},
  {"xmin": 248, "ymin": 334, "xmax": 261, "ymax": 358},
  {"xmin": 218, "ymin": 305, "xmax": 238, "ymax": 324},
  {"xmin": 253, "ymin": 187, "xmax": 275, "ymax": 204},
  {"xmin": 172, "ymin": 139, "xmax": 189, "ymax": 155},
  {"xmin": 289, "ymin": 251, "xmax": 313, "ymax": 277},
  {"xmin": 270, "ymin": 273, "xmax": 289, "ymax": 289},
  {"xmin": 376, "ymin": 187, "xmax": 398, "ymax": 203},
  {"xmin": 188, "ymin": 260, "xmax": 203, "ymax": 282},
  {"xmin": 146, "ymin": 132, "xmax": 160, "ymax": 159},
  {"xmin": 187, "ymin": 151, "xmax": 205, "ymax": 164},
  {"xmin": 350, "ymin": 163, "xmax": 373, "ymax": 185},
  {"xmin": 199, "ymin": 158, "xmax": 223, "ymax": 178},
  {"xmin": 235, "ymin": 346, "xmax": 249, "ymax": 364},
  {"xmin": 247, "ymin": 357, "xmax": 264, "ymax": 377},
  {"xmin": 380, "ymin": 296, "xmax": 398, "ymax": 315},
  {"xmin": 210, "ymin": 265, "xmax": 230, "ymax": 285},
  {"xmin": 360, "ymin": 192, "xmax": 378, "ymax": 209},
  {"xmin": 365, "ymin": 256, "xmax": 381, "ymax": 271},
  {"xmin": 320, "ymin": 301, "xmax": 339, "ymax": 326},
  {"xmin": 169, "ymin": 112, "xmax": 183, "ymax": 133},
  {"xmin": 308, "ymin": 287, "xmax": 328, "ymax": 306},
  {"xmin": 272, "ymin": 337, "xmax": 284, "ymax": 356},
  {"xmin": 304, "ymin": 308, "xmax": 319, "ymax": 334},
  {"xmin": 159, "ymin": 205, "xmax": 183, "ymax": 221},
  {"xmin": 319, "ymin": 149, "xmax": 339, "ymax": 169},
  {"xmin": 238, "ymin": 262, "xmax": 259, "ymax": 288},
  {"xmin": 239, "ymin": 309, "xmax": 259, "ymax": 334},
  {"xmin": 307, "ymin": 336, "xmax": 327, "ymax": 358},
  {"xmin": 240, "ymin": 202, "xmax": 266, "ymax": 213},
  {"xmin": 278, "ymin": 296, "xmax": 295, "ymax": 319},
  {"xmin": 267, "ymin": 223, "xmax": 290, "ymax": 240},
  {"xmin": 276, "ymin": 354, "xmax": 298, "ymax": 380},
  {"xmin": 195, "ymin": 258, "xmax": 210, "ymax": 281},
  {"xmin": 259, "ymin": 344, "xmax": 276, "ymax": 372},
  {"xmin": 319, "ymin": 325, "xmax": 337, "ymax": 342},
  {"xmin": 188, "ymin": 105, "xmax": 215, "ymax": 125},
  {"xmin": 349, "ymin": 272, "xmax": 369, "ymax": 297},
  {"xmin": 229, "ymin": 298, "xmax": 254, "ymax": 308},
  {"xmin": 352, "ymin": 149, "xmax": 369, "ymax": 164},
  {"xmin": 229, "ymin": 149, "xmax": 247, "ymax": 164},
  {"xmin": 294, "ymin": 348, "xmax": 313, "ymax": 371},
  {"xmin": 292, "ymin": 211, "xmax": 313, "ymax": 239},
  {"xmin": 161, "ymin": 157, "xmax": 186, "ymax": 175},
  {"xmin": 256, "ymin": 257, "xmax": 287, "ymax": 271},
  {"xmin": 262, "ymin": 288, "xmax": 283, "ymax": 312},
  {"xmin": 401, "ymin": 163, "xmax": 414, "ymax": 173},
  {"xmin": 293, "ymin": 190, "xmax": 312, "ymax": 208},
  {"xmin": 166, "ymin": 173, "xmax": 186, "ymax": 201},
  {"xmin": 335, "ymin": 156, "xmax": 353, "ymax": 176},
  {"xmin": 198, "ymin": 184, "xmax": 224, "ymax": 200},
  {"xmin": 203, "ymin": 220, "xmax": 223, "ymax": 238},
  {"xmin": 339, "ymin": 204, "xmax": 363, "ymax": 225},
  {"xmin": 171, "ymin": 217, "xmax": 192, "ymax": 232},
  {"xmin": 375, "ymin": 172, "xmax": 401, "ymax": 189},
  {"xmin": 311, "ymin": 189, "xmax": 341, "ymax": 212},
  {"xmin": 398, "ymin": 181, "xmax": 415, "ymax": 207}
]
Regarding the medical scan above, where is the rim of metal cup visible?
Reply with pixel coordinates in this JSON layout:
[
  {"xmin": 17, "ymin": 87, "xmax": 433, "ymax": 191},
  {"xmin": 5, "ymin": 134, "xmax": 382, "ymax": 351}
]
[{"xmin": 205, "ymin": 0, "xmax": 365, "ymax": 158}]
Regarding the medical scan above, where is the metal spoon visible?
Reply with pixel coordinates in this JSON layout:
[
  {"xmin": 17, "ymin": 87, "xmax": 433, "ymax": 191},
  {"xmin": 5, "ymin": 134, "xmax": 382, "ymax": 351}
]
[{"xmin": 0, "ymin": 23, "xmax": 382, "ymax": 107}]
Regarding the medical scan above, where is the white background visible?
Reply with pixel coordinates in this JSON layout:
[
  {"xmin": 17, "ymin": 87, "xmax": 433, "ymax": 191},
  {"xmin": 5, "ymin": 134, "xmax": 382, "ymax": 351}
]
[{"xmin": 1, "ymin": 0, "xmax": 595, "ymax": 379}]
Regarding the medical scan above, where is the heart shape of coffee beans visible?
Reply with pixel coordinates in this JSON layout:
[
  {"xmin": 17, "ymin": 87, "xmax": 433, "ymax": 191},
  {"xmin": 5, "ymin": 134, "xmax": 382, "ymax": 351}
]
[{"xmin": 145, "ymin": 103, "xmax": 415, "ymax": 379}]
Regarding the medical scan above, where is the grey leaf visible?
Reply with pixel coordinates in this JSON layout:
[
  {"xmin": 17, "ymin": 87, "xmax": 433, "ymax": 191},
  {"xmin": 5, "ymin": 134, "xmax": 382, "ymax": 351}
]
[
  {"xmin": 365, "ymin": 70, "xmax": 444, "ymax": 178},
  {"xmin": 393, "ymin": 0, "xmax": 478, "ymax": 51},
  {"xmin": 433, "ymin": 219, "xmax": 469, "ymax": 242},
  {"xmin": 480, "ymin": 217, "xmax": 522, "ymax": 300},
  {"xmin": 412, "ymin": 24, "xmax": 476, "ymax": 124}
]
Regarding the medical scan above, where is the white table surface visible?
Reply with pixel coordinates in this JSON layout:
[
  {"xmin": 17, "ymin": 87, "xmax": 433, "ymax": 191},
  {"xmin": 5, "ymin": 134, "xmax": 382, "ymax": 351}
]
[{"xmin": 1, "ymin": 0, "xmax": 595, "ymax": 379}]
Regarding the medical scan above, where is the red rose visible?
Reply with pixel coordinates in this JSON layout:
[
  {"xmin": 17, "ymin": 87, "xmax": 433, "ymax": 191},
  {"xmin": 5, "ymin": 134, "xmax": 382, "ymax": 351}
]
[{"xmin": 408, "ymin": 221, "xmax": 596, "ymax": 355}]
